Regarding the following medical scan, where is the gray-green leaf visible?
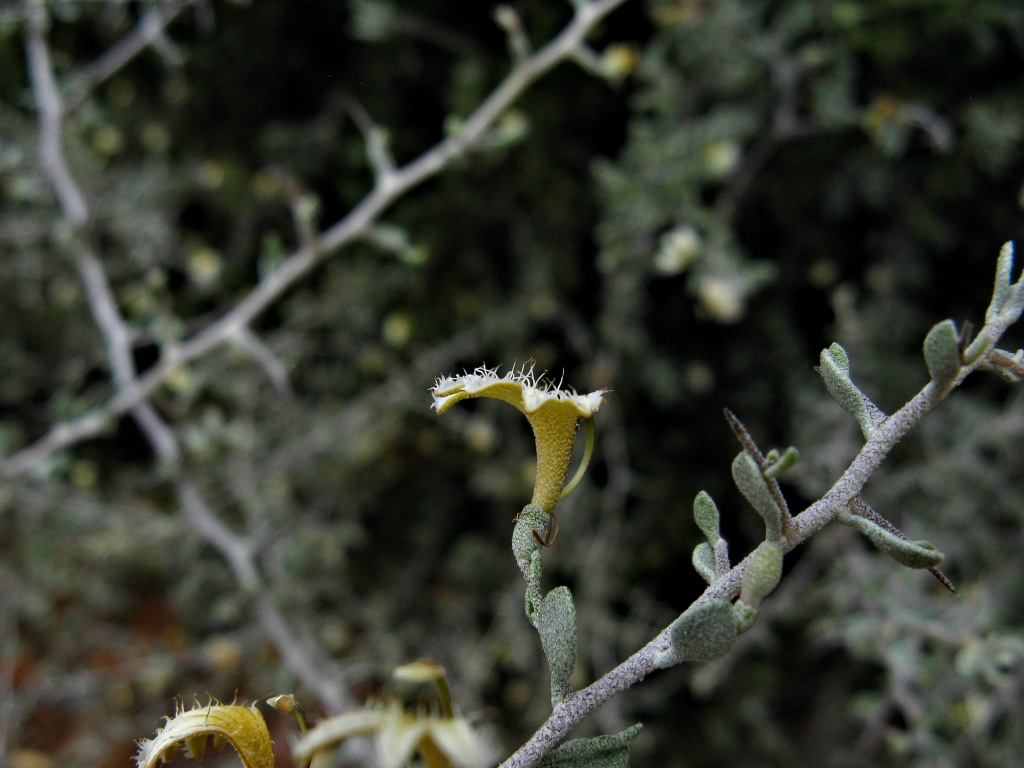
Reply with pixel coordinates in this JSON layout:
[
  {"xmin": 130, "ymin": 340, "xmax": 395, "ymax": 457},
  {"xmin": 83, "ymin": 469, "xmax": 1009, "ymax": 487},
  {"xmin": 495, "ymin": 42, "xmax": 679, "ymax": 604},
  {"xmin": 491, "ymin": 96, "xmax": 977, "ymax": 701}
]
[
  {"xmin": 739, "ymin": 540, "xmax": 783, "ymax": 609},
  {"xmin": 692, "ymin": 542, "xmax": 715, "ymax": 585},
  {"xmin": 539, "ymin": 724, "xmax": 643, "ymax": 768},
  {"xmin": 693, "ymin": 491, "xmax": 720, "ymax": 543},
  {"xmin": 655, "ymin": 599, "xmax": 738, "ymax": 668},
  {"xmin": 818, "ymin": 343, "xmax": 875, "ymax": 439},
  {"xmin": 840, "ymin": 513, "xmax": 945, "ymax": 568},
  {"xmin": 923, "ymin": 319, "xmax": 961, "ymax": 395},
  {"xmin": 731, "ymin": 452, "xmax": 782, "ymax": 541},
  {"xmin": 538, "ymin": 586, "xmax": 577, "ymax": 705},
  {"xmin": 986, "ymin": 241, "xmax": 1015, "ymax": 324}
]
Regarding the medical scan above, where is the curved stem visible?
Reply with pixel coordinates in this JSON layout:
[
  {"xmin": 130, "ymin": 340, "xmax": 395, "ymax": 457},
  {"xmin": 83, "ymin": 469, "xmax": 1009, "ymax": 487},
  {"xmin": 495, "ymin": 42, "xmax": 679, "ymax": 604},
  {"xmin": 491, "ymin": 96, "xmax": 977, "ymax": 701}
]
[{"xmin": 559, "ymin": 417, "xmax": 596, "ymax": 500}]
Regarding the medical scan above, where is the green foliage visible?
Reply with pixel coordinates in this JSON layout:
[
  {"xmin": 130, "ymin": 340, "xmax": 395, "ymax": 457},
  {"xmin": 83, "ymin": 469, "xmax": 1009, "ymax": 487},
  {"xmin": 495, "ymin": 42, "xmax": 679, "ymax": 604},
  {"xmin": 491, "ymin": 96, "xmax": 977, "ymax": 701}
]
[
  {"xmin": 922, "ymin": 318, "xmax": 961, "ymax": 395},
  {"xmin": 839, "ymin": 510, "xmax": 946, "ymax": 569},
  {"xmin": 691, "ymin": 541, "xmax": 716, "ymax": 585},
  {"xmin": 659, "ymin": 600, "xmax": 738, "ymax": 667},
  {"xmin": 539, "ymin": 724, "xmax": 643, "ymax": 768},
  {"xmin": 730, "ymin": 452, "xmax": 783, "ymax": 541},
  {"xmin": 738, "ymin": 540, "xmax": 783, "ymax": 609},
  {"xmin": 538, "ymin": 586, "xmax": 578, "ymax": 706},
  {"xmin": 818, "ymin": 343, "xmax": 878, "ymax": 439},
  {"xmin": 762, "ymin": 446, "xmax": 799, "ymax": 479},
  {"xmin": 692, "ymin": 490, "xmax": 721, "ymax": 543}
]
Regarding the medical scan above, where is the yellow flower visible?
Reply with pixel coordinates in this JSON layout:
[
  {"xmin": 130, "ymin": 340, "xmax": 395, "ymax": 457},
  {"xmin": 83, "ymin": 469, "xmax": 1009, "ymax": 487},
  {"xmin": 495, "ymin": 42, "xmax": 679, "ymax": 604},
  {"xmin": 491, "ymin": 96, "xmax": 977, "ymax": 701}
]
[
  {"xmin": 134, "ymin": 702, "xmax": 275, "ymax": 768},
  {"xmin": 294, "ymin": 701, "xmax": 493, "ymax": 768},
  {"xmin": 431, "ymin": 365, "xmax": 604, "ymax": 513}
]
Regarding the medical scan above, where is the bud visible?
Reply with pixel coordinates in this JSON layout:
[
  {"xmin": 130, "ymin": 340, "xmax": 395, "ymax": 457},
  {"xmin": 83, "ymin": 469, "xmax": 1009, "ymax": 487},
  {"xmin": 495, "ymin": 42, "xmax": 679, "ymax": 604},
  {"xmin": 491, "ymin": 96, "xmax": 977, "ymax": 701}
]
[
  {"xmin": 923, "ymin": 319, "xmax": 961, "ymax": 395},
  {"xmin": 763, "ymin": 446, "xmax": 799, "ymax": 479},
  {"xmin": 267, "ymin": 694, "xmax": 298, "ymax": 714}
]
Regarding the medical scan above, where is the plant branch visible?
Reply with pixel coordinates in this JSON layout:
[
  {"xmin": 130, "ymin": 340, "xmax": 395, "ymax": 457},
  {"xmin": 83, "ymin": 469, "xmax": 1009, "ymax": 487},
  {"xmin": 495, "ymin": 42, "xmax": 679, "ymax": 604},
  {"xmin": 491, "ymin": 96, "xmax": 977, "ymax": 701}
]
[
  {"xmin": 24, "ymin": 0, "xmax": 350, "ymax": 714},
  {"xmin": 177, "ymin": 480, "xmax": 350, "ymax": 712},
  {"xmin": 0, "ymin": 0, "xmax": 630, "ymax": 479},
  {"xmin": 230, "ymin": 326, "xmax": 294, "ymax": 396},
  {"xmin": 23, "ymin": 0, "xmax": 180, "ymax": 467},
  {"xmin": 500, "ymin": 253, "xmax": 1024, "ymax": 768},
  {"xmin": 63, "ymin": 0, "xmax": 196, "ymax": 112}
]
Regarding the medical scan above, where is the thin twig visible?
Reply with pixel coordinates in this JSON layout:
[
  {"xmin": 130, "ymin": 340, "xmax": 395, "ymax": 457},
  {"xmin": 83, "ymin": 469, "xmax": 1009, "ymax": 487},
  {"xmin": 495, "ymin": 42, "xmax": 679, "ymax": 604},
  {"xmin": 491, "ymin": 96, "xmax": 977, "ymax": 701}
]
[
  {"xmin": 177, "ymin": 480, "xmax": 350, "ymax": 712},
  {"xmin": 23, "ymin": 0, "xmax": 87, "ymax": 227},
  {"xmin": 24, "ymin": 0, "xmax": 180, "ymax": 467},
  {"xmin": 1, "ymin": 0, "xmax": 632, "ymax": 479},
  {"xmin": 341, "ymin": 95, "xmax": 396, "ymax": 182},
  {"xmin": 64, "ymin": 0, "xmax": 196, "ymax": 112},
  {"xmin": 24, "ymin": 0, "xmax": 350, "ymax": 716},
  {"xmin": 230, "ymin": 326, "xmax": 294, "ymax": 396},
  {"xmin": 723, "ymin": 407, "xmax": 794, "ymax": 535},
  {"xmin": 0, "ymin": 581, "xmax": 18, "ymax": 761}
]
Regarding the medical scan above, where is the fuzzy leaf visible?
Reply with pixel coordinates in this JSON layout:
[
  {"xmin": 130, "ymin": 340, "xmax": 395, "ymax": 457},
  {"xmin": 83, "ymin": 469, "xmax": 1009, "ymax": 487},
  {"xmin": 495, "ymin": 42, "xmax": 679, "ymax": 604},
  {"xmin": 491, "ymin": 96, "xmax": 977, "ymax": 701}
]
[
  {"xmin": 818, "ymin": 344, "xmax": 875, "ymax": 439},
  {"xmin": 739, "ymin": 541, "xmax": 783, "ymax": 609},
  {"xmin": 826, "ymin": 342, "xmax": 850, "ymax": 373},
  {"xmin": 692, "ymin": 491, "xmax": 720, "ymax": 542},
  {"xmin": 840, "ymin": 513, "xmax": 945, "ymax": 568},
  {"xmin": 656, "ymin": 599, "xmax": 738, "ymax": 668},
  {"xmin": 987, "ymin": 241, "xmax": 1015, "ymax": 324},
  {"xmin": 731, "ymin": 452, "xmax": 782, "ymax": 541},
  {"xmin": 692, "ymin": 542, "xmax": 715, "ymax": 584},
  {"xmin": 538, "ymin": 586, "xmax": 577, "ymax": 705},
  {"xmin": 539, "ymin": 724, "xmax": 642, "ymax": 768},
  {"xmin": 924, "ymin": 319, "xmax": 961, "ymax": 394}
]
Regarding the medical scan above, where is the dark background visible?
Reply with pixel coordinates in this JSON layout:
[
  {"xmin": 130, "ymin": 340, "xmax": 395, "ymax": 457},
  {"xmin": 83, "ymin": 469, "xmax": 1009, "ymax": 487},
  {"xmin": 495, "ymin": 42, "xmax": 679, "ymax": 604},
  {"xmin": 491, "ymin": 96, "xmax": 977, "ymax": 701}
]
[{"xmin": 2, "ymin": 1, "xmax": 1023, "ymax": 766}]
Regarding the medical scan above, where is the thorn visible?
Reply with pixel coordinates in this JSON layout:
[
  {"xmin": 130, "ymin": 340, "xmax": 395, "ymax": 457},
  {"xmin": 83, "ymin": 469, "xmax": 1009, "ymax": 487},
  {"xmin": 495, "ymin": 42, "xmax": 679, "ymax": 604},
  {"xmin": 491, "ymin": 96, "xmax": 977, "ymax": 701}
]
[
  {"xmin": 928, "ymin": 567, "xmax": 957, "ymax": 593},
  {"xmin": 723, "ymin": 407, "xmax": 765, "ymax": 463}
]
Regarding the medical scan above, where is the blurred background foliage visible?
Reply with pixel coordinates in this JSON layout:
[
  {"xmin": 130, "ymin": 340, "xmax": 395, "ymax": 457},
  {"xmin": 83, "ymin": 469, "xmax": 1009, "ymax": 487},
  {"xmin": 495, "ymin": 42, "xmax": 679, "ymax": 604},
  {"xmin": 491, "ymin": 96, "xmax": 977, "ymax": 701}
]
[{"xmin": 1, "ymin": 0, "xmax": 1023, "ymax": 767}]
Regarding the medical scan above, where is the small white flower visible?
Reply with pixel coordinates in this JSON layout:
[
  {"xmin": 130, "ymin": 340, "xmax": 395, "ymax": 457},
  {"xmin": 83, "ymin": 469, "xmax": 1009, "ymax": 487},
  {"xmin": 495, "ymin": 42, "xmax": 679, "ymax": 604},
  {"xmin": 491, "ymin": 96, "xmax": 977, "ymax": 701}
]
[
  {"xmin": 699, "ymin": 276, "xmax": 746, "ymax": 324},
  {"xmin": 654, "ymin": 225, "xmax": 702, "ymax": 276}
]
